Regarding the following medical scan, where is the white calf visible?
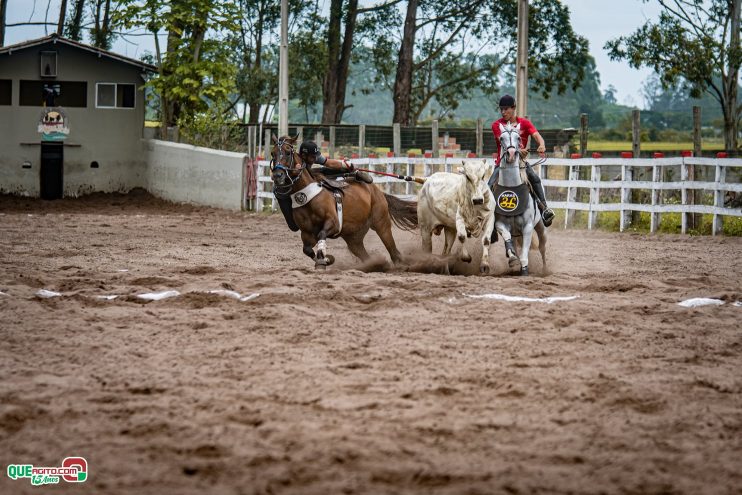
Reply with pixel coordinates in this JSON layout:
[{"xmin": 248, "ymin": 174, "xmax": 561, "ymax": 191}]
[{"xmin": 417, "ymin": 160, "xmax": 496, "ymax": 274}]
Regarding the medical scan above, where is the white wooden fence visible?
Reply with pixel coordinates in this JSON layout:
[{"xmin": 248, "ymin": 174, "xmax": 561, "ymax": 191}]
[{"xmin": 255, "ymin": 156, "xmax": 742, "ymax": 235}]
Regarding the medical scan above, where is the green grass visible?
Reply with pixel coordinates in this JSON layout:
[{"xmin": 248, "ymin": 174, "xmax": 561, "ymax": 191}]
[
  {"xmin": 552, "ymin": 209, "xmax": 742, "ymax": 236},
  {"xmin": 588, "ymin": 140, "xmax": 725, "ymax": 152}
]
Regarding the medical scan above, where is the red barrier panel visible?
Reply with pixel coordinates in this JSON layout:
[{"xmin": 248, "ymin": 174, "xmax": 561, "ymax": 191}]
[
  {"xmin": 653, "ymin": 152, "xmax": 665, "ymax": 158},
  {"xmin": 387, "ymin": 151, "xmax": 395, "ymax": 157},
  {"xmin": 680, "ymin": 150, "xmax": 693, "ymax": 157},
  {"xmin": 467, "ymin": 152, "xmax": 477, "ymax": 158},
  {"xmin": 351, "ymin": 153, "xmax": 359, "ymax": 159},
  {"xmin": 620, "ymin": 152, "xmax": 634, "ymax": 159},
  {"xmin": 717, "ymin": 152, "xmax": 728, "ymax": 158},
  {"xmin": 424, "ymin": 152, "xmax": 432, "ymax": 158},
  {"xmin": 445, "ymin": 153, "xmax": 454, "ymax": 158},
  {"xmin": 368, "ymin": 153, "xmax": 377, "ymax": 158},
  {"xmin": 592, "ymin": 152, "xmax": 602, "ymax": 158},
  {"xmin": 408, "ymin": 153, "xmax": 417, "ymax": 158},
  {"xmin": 570, "ymin": 153, "xmax": 582, "ymax": 159}
]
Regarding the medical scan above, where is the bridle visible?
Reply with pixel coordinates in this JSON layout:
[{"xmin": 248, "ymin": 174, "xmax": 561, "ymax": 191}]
[
  {"xmin": 271, "ymin": 137, "xmax": 306, "ymax": 196},
  {"xmin": 500, "ymin": 124, "xmax": 522, "ymax": 167}
]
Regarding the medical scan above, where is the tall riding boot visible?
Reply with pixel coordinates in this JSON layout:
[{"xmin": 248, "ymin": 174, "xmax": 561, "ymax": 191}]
[
  {"xmin": 276, "ymin": 195, "xmax": 300, "ymax": 232},
  {"xmin": 526, "ymin": 166, "xmax": 554, "ymax": 227},
  {"xmin": 533, "ymin": 182, "xmax": 554, "ymax": 227}
]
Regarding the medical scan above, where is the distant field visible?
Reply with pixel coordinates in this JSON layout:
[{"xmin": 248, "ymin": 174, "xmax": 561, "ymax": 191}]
[{"xmin": 588, "ymin": 141, "xmax": 725, "ymax": 152}]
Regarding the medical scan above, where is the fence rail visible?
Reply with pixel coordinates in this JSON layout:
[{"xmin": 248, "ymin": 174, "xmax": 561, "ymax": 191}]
[{"xmin": 253, "ymin": 156, "xmax": 742, "ymax": 235}]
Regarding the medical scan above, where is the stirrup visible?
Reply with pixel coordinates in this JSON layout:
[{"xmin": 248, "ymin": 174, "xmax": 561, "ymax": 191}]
[{"xmin": 542, "ymin": 208, "xmax": 555, "ymax": 227}]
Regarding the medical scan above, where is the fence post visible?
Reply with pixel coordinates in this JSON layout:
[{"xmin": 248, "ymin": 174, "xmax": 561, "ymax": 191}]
[
  {"xmin": 406, "ymin": 158, "xmax": 415, "ymax": 196},
  {"xmin": 264, "ymin": 128, "xmax": 272, "ymax": 158},
  {"xmin": 580, "ymin": 113, "xmax": 588, "ymax": 157},
  {"xmin": 392, "ymin": 123, "xmax": 401, "ymax": 158},
  {"xmin": 359, "ymin": 124, "xmax": 366, "ymax": 158},
  {"xmin": 713, "ymin": 163, "xmax": 726, "ymax": 235},
  {"xmin": 432, "ymin": 120, "xmax": 439, "ymax": 158},
  {"xmin": 565, "ymin": 164, "xmax": 578, "ymax": 228},
  {"xmin": 296, "ymin": 126, "xmax": 303, "ymax": 144},
  {"xmin": 650, "ymin": 163, "xmax": 661, "ymax": 233},
  {"xmin": 681, "ymin": 159, "xmax": 690, "ymax": 234},
  {"xmin": 620, "ymin": 161, "xmax": 633, "ymax": 232},
  {"xmin": 476, "ymin": 118, "xmax": 483, "ymax": 157},
  {"xmin": 588, "ymin": 162, "xmax": 600, "ymax": 230},
  {"xmin": 691, "ymin": 105, "xmax": 701, "ymax": 228},
  {"xmin": 329, "ymin": 126, "xmax": 336, "ymax": 158}
]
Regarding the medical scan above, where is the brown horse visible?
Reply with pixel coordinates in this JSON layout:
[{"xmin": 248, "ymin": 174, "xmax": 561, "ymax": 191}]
[{"xmin": 271, "ymin": 135, "xmax": 418, "ymax": 269}]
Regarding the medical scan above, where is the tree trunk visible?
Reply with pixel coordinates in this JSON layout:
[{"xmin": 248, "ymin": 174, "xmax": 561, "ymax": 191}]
[
  {"xmin": 392, "ymin": 0, "xmax": 417, "ymax": 125},
  {"xmin": 725, "ymin": 0, "xmax": 740, "ymax": 152},
  {"xmin": 57, "ymin": 0, "xmax": 68, "ymax": 35},
  {"xmin": 332, "ymin": 0, "xmax": 358, "ymax": 123},
  {"xmin": 66, "ymin": 0, "xmax": 85, "ymax": 41},
  {"xmin": 0, "ymin": 0, "xmax": 7, "ymax": 47},
  {"xmin": 321, "ymin": 0, "xmax": 342, "ymax": 123}
]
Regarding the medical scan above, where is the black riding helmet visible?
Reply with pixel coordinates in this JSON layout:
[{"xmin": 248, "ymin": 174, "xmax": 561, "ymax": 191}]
[
  {"xmin": 499, "ymin": 94, "xmax": 516, "ymax": 108},
  {"xmin": 299, "ymin": 140, "xmax": 320, "ymax": 157}
]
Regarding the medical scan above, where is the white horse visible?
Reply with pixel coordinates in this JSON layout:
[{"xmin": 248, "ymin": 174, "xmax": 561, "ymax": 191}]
[{"xmin": 493, "ymin": 122, "xmax": 547, "ymax": 275}]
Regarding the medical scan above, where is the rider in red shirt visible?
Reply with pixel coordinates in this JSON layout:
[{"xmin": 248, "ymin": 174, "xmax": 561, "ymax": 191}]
[{"xmin": 488, "ymin": 94, "xmax": 555, "ymax": 233}]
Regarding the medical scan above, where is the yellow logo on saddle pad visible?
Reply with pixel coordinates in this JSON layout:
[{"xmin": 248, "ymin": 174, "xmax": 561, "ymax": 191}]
[{"xmin": 497, "ymin": 190, "xmax": 519, "ymax": 211}]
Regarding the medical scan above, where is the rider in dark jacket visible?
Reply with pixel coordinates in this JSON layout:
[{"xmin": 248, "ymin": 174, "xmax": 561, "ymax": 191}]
[{"xmin": 275, "ymin": 141, "xmax": 373, "ymax": 232}]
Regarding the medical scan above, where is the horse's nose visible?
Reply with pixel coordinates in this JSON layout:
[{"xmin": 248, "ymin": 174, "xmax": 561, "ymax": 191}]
[
  {"xmin": 473, "ymin": 197, "xmax": 484, "ymax": 205},
  {"xmin": 507, "ymin": 148, "xmax": 516, "ymax": 162}
]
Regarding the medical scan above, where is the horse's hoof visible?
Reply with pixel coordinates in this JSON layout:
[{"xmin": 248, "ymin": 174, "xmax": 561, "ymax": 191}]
[
  {"xmin": 324, "ymin": 255, "xmax": 335, "ymax": 266},
  {"xmin": 520, "ymin": 266, "xmax": 529, "ymax": 276},
  {"xmin": 480, "ymin": 265, "xmax": 490, "ymax": 275}
]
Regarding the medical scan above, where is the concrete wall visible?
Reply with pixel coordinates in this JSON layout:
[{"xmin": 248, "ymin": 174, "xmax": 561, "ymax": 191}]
[
  {"xmin": 0, "ymin": 40, "xmax": 148, "ymax": 196},
  {"xmin": 144, "ymin": 140, "xmax": 246, "ymax": 211}
]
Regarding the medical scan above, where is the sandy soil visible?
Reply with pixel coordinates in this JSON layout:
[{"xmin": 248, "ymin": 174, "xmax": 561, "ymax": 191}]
[{"xmin": 0, "ymin": 190, "xmax": 740, "ymax": 495}]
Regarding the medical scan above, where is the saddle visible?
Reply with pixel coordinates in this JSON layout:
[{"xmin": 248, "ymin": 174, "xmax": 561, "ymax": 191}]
[{"xmin": 493, "ymin": 182, "xmax": 531, "ymax": 216}]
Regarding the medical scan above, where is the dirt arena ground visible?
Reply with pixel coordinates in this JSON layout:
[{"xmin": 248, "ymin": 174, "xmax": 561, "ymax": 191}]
[{"xmin": 1, "ymin": 190, "xmax": 740, "ymax": 495}]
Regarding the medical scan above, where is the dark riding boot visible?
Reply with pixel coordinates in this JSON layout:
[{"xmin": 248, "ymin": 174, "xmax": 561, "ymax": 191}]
[
  {"xmin": 488, "ymin": 166, "xmax": 500, "ymax": 243},
  {"xmin": 276, "ymin": 195, "xmax": 300, "ymax": 232},
  {"xmin": 525, "ymin": 165, "xmax": 554, "ymax": 227}
]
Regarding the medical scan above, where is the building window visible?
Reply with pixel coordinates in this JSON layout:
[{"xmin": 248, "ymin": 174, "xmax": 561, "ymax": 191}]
[
  {"xmin": 96, "ymin": 83, "xmax": 135, "ymax": 109},
  {"xmin": 0, "ymin": 80, "xmax": 10, "ymax": 105},
  {"xmin": 40, "ymin": 51, "xmax": 58, "ymax": 77},
  {"xmin": 19, "ymin": 80, "xmax": 87, "ymax": 107}
]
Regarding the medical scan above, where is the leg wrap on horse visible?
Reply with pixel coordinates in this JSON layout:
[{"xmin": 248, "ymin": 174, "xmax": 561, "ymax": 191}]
[{"xmin": 277, "ymin": 195, "xmax": 300, "ymax": 232}]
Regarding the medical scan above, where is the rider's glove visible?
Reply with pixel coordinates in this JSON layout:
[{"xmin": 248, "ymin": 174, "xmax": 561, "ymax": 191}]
[{"xmin": 343, "ymin": 159, "xmax": 354, "ymax": 172}]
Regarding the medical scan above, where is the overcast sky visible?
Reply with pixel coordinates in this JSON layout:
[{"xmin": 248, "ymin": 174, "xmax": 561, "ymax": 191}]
[{"xmin": 3, "ymin": 0, "xmax": 663, "ymax": 109}]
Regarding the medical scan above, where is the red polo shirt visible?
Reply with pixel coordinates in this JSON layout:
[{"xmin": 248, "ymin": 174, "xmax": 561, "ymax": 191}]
[{"xmin": 491, "ymin": 117, "xmax": 538, "ymax": 166}]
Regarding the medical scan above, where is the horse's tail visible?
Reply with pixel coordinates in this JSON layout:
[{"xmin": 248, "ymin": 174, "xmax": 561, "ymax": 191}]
[{"xmin": 384, "ymin": 193, "xmax": 418, "ymax": 231}]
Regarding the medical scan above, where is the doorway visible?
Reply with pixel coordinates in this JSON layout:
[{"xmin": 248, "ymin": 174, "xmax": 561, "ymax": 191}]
[{"xmin": 40, "ymin": 143, "xmax": 63, "ymax": 199}]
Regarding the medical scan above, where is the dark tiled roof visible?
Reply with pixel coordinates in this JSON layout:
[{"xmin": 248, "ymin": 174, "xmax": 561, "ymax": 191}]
[{"xmin": 0, "ymin": 34, "xmax": 158, "ymax": 72}]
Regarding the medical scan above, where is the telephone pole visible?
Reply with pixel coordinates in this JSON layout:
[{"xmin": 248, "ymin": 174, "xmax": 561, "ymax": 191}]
[{"xmin": 516, "ymin": 0, "xmax": 528, "ymax": 117}]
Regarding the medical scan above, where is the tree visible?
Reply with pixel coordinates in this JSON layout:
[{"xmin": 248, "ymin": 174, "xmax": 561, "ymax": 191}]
[
  {"xmin": 91, "ymin": 0, "xmax": 115, "ymax": 49},
  {"xmin": 319, "ymin": 0, "xmax": 401, "ymax": 123},
  {"xmin": 388, "ymin": 0, "xmax": 590, "ymax": 125},
  {"xmin": 64, "ymin": 0, "xmax": 87, "ymax": 41},
  {"xmin": 605, "ymin": 0, "xmax": 741, "ymax": 152},
  {"xmin": 114, "ymin": 0, "xmax": 239, "ymax": 135}
]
